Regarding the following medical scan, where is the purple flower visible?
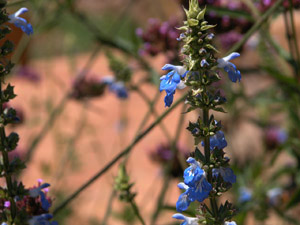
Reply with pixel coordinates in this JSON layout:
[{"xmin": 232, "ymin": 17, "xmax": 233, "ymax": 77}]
[{"xmin": 4, "ymin": 201, "xmax": 10, "ymax": 208}]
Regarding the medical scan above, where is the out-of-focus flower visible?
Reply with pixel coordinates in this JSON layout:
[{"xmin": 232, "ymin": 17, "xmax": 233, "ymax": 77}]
[
  {"xmin": 217, "ymin": 52, "xmax": 241, "ymax": 83},
  {"xmin": 238, "ymin": 187, "xmax": 252, "ymax": 203},
  {"xmin": 172, "ymin": 213, "xmax": 199, "ymax": 225},
  {"xmin": 160, "ymin": 64, "xmax": 187, "ymax": 107},
  {"xmin": 70, "ymin": 75, "xmax": 106, "ymax": 100},
  {"xmin": 218, "ymin": 31, "xmax": 243, "ymax": 50},
  {"xmin": 102, "ymin": 76, "xmax": 128, "ymax": 99},
  {"xmin": 149, "ymin": 143, "xmax": 189, "ymax": 177},
  {"xmin": 16, "ymin": 66, "xmax": 41, "ymax": 83},
  {"xmin": 264, "ymin": 127, "xmax": 287, "ymax": 149},
  {"xmin": 136, "ymin": 18, "xmax": 181, "ymax": 63},
  {"xmin": 8, "ymin": 8, "xmax": 33, "ymax": 35},
  {"xmin": 224, "ymin": 221, "xmax": 237, "ymax": 225},
  {"xmin": 267, "ymin": 187, "xmax": 283, "ymax": 206},
  {"xmin": 4, "ymin": 201, "xmax": 10, "ymax": 208}
]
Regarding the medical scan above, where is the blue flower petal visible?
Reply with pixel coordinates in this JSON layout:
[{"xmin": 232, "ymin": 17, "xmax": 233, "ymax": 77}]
[
  {"xmin": 164, "ymin": 92, "xmax": 174, "ymax": 107},
  {"xmin": 176, "ymin": 192, "xmax": 191, "ymax": 212}
]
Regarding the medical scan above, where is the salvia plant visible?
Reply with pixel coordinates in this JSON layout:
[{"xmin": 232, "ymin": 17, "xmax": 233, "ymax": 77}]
[
  {"xmin": 159, "ymin": 0, "xmax": 241, "ymax": 224},
  {"xmin": 0, "ymin": 1, "xmax": 56, "ymax": 224}
]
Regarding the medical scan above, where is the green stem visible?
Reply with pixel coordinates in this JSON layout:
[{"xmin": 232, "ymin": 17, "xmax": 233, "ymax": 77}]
[
  {"xmin": 24, "ymin": 94, "xmax": 69, "ymax": 163},
  {"xmin": 24, "ymin": 47, "xmax": 101, "ymax": 163},
  {"xmin": 150, "ymin": 104, "xmax": 187, "ymax": 225},
  {"xmin": 203, "ymin": 108, "xmax": 210, "ymax": 165},
  {"xmin": 288, "ymin": 0, "xmax": 300, "ymax": 78},
  {"xmin": 203, "ymin": 107, "xmax": 218, "ymax": 219},
  {"xmin": 150, "ymin": 176, "xmax": 171, "ymax": 225},
  {"xmin": 0, "ymin": 81, "xmax": 17, "ymax": 221},
  {"xmin": 134, "ymin": 86, "xmax": 172, "ymax": 142},
  {"xmin": 130, "ymin": 199, "xmax": 146, "ymax": 225},
  {"xmin": 101, "ymin": 189, "xmax": 116, "ymax": 225},
  {"xmin": 228, "ymin": 0, "xmax": 285, "ymax": 54},
  {"xmin": 283, "ymin": 11, "xmax": 298, "ymax": 75},
  {"xmin": 53, "ymin": 93, "xmax": 187, "ymax": 216}
]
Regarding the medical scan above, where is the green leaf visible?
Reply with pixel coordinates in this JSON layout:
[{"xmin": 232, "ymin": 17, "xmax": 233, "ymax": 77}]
[
  {"xmin": 206, "ymin": 6, "xmax": 254, "ymax": 21},
  {"xmin": 195, "ymin": 147, "xmax": 205, "ymax": 162},
  {"xmin": 2, "ymin": 84, "xmax": 16, "ymax": 102},
  {"xmin": 187, "ymin": 18, "xmax": 199, "ymax": 26}
]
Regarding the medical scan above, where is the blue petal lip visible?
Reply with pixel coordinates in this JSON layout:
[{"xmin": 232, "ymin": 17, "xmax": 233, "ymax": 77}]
[
  {"xmin": 228, "ymin": 52, "xmax": 240, "ymax": 60},
  {"xmin": 162, "ymin": 64, "xmax": 175, "ymax": 71},
  {"xmin": 172, "ymin": 213, "xmax": 185, "ymax": 220}
]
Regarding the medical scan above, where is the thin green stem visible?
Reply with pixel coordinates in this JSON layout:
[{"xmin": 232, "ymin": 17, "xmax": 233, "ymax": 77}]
[
  {"xmin": 283, "ymin": 11, "xmax": 298, "ymax": 75},
  {"xmin": 227, "ymin": 0, "xmax": 285, "ymax": 54},
  {"xmin": 24, "ymin": 94, "xmax": 69, "ymax": 163},
  {"xmin": 288, "ymin": 0, "xmax": 300, "ymax": 78},
  {"xmin": 101, "ymin": 189, "xmax": 116, "ymax": 225},
  {"xmin": 134, "ymin": 86, "xmax": 172, "ymax": 142},
  {"xmin": 203, "ymin": 108, "xmax": 210, "ymax": 165},
  {"xmin": 53, "ymin": 93, "xmax": 187, "ymax": 216},
  {"xmin": 24, "ymin": 47, "xmax": 101, "ymax": 163},
  {"xmin": 203, "ymin": 107, "xmax": 218, "ymax": 219},
  {"xmin": 150, "ymin": 104, "xmax": 187, "ymax": 225},
  {"xmin": 130, "ymin": 199, "xmax": 146, "ymax": 225},
  {"xmin": 150, "ymin": 176, "xmax": 171, "ymax": 225}
]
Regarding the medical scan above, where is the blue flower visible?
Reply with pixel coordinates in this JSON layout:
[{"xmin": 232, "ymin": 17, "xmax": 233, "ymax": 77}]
[
  {"xmin": 29, "ymin": 183, "xmax": 51, "ymax": 211},
  {"xmin": 102, "ymin": 76, "xmax": 128, "ymax": 99},
  {"xmin": 2, "ymin": 222, "xmax": 8, "ymax": 225},
  {"xmin": 8, "ymin": 8, "xmax": 33, "ymax": 35},
  {"xmin": 201, "ymin": 130, "xmax": 227, "ymax": 151},
  {"xmin": 224, "ymin": 221, "xmax": 237, "ymax": 225},
  {"xmin": 28, "ymin": 214, "xmax": 58, "ymax": 225},
  {"xmin": 217, "ymin": 52, "xmax": 241, "ymax": 83},
  {"xmin": 187, "ymin": 175, "xmax": 212, "ymax": 203},
  {"xmin": 160, "ymin": 64, "xmax": 187, "ymax": 107},
  {"xmin": 238, "ymin": 187, "xmax": 252, "ymax": 203},
  {"xmin": 172, "ymin": 213, "xmax": 198, "ymax": 225},
  {"xmin": 183, "ymin": 157, "xmax": 203, "ymax": 186},
  {"xmin": 212, "ymin": 167, "xmax": 236, "ymax": 184},
  {"xmin": 176, "ymin": 183, "xmax": 192, "ymax": 212},
  {"xmin": 267, "ymin": 187, "xmax": 282, "ymax": 206}
]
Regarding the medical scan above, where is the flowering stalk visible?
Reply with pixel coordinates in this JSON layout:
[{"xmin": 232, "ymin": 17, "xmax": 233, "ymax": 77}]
[
  {"xmin": 160, "ymin": 0, "xmax": 241, "ymax": 224},
  {"xmin": 0, "ymin": 2, "xmax": 57, "ymax": 225}
]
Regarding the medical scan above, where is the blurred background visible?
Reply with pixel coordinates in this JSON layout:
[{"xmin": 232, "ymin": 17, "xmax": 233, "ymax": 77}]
[{"xmin": 4, "ymin": 0, "xmax": 300, "ymax": 224}]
